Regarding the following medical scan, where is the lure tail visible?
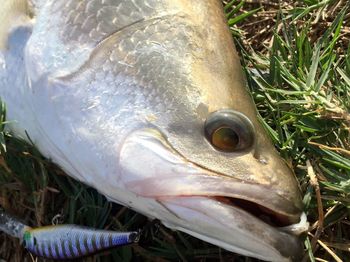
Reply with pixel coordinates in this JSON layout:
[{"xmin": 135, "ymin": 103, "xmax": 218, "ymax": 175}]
[
  {"xmin": 0, "ymin": 208, "xmax": 30, "ymax": 239},
  {"xmin": 0, "ymin": 209, "xmax": 140, "ymax": 260}
]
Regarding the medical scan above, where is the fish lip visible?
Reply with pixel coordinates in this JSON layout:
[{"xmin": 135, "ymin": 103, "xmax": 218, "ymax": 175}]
[
  {"xmin": 159, "ymin": 196, "xmax": 305, "ymax": 261},
  {"xmin": 210, "ymin": 195, "xmax": 300, "ymax": 228},
  {"xmin": 126, "ymin": 174, "xmax": 303, "ymax": 226},
  {"xmin": 208, "ymin": 196, "xmax": 309, "ymax": 235}
]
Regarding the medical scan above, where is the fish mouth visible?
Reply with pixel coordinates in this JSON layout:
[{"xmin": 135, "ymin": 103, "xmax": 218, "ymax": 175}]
[
  {"xmin": 124, "ymin": 171, "xmax": 308, "ymax": 261},
  {"xmin": 206, "ymin": 195, "xmax": 309, "ymax": 237},
  {"xmin": 126, "ymin": 171, "xmax": 305, "ymax": 228},
  {"xmin": 153, "ymin": 185, "xmax": 308, "ymax": 235},
  {"xmin": 159, "ymin": 195, "xmax": 307, "ymax": 261},
  {"xmin": 212, "ymin": 196, "xmax": 295, "ymax": 227}
]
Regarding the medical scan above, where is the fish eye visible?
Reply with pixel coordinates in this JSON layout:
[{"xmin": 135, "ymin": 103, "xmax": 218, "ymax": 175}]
[{"xmin": 204, "ymin": 110, "xmax": 255, "ymax": 152}]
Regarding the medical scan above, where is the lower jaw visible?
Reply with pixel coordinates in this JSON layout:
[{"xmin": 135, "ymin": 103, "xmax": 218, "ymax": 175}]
[{"xmin": 158, "ymin": 196, "xmax": 304, "ymax": 262}]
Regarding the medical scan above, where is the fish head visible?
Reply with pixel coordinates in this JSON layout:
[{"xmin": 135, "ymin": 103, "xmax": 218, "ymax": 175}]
[
  {"xmin": 111, "ymin": 4, "xmax": 306, "ymax": 262},
  {"xmin": 117, "ymin": 53, "xmax": 306, "ymax": 261},
  {"xmin": 3, "ymin": 1, "xmax": 307, "ymax": 261}
]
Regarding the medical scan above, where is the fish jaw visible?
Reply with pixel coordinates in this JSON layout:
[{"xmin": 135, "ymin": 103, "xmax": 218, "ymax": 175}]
[
  {"xmin": 116, "ymin": 128, "xmax": 308, "ymax": 261},
  {"xmin": 161, "ymin": 197, "xmax": 303, "ymax": 262}
]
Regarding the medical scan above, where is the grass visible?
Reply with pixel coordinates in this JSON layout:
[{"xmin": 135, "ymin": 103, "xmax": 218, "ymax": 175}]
[{"xmin": 1, "ymin": 0, "xmax": 349, "ymax": 261}]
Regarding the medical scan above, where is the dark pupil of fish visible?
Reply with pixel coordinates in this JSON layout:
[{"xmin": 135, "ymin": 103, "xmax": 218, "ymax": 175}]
[{"xmin": 212, "ymin": 127, "xmax": 239, "ymax": 151}]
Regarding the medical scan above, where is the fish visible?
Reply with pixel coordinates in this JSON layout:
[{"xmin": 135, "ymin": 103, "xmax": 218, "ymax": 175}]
[
  {"xmin": 0, "ymin": 0, "xmax": 309, "ymax": 261},
  {"xmin": 0, "ymin": 209, "xmax": 140, "ymax": 259}
]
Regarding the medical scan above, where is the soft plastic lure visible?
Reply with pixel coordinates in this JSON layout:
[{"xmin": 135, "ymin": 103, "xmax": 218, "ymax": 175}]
[{"xmin": 0, "ymin": 209, "xmax": 140, "ymax": 259}]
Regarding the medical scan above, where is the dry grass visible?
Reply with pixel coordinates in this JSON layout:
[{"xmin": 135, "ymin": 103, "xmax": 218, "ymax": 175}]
[{"xmin": 230, "ymin": 0, "xmax": 350, "ymax": 54}]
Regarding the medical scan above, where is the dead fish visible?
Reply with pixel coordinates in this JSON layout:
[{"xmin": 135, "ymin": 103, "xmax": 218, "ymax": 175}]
[
  {"xmin": 0, "ymin": 209, "xmax": 139, "ymax": 260},
  {"xmin": 0, "ymin": 0, "xmax": 308, "ymax": 261}
]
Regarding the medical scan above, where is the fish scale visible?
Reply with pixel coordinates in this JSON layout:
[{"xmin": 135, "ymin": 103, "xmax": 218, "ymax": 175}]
[{"xmin": 58, "ymin": 0, "xmax": 159, "ymax": 44}]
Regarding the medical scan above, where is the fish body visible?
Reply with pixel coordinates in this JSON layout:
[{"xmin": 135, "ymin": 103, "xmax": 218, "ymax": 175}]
[{"xmin": 0, "ymin": 0, "xmax": 308, "ymax": 261}]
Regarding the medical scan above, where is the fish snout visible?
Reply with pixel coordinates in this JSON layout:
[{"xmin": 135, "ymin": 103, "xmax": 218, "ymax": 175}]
[{"xmin": 117, "ymin": 128, "xmax": 308, "ymax": 261}]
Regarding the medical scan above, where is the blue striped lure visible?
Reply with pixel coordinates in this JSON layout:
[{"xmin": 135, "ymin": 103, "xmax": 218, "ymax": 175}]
[{"xmin": 22, "ymin": 225, "xmax": 140, "ymax": 259}]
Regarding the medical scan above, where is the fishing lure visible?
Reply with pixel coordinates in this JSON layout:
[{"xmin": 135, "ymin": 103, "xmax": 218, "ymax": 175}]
[
  {"xmin": 0, "ymin": 209, "xmax": 140, "ymax": 260},
  {"xmin": 23, "ymin": 225, "xmax": 140, "ymax": 259}
]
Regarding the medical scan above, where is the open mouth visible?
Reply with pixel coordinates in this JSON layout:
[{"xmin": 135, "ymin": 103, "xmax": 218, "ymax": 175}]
[
  {"xmin": 159, "ymin": 194, "xmax": 306, "ymax": 261},
  {"xmin": 213, "ymin": 196, "xmax": 295, "ymax": 227}
]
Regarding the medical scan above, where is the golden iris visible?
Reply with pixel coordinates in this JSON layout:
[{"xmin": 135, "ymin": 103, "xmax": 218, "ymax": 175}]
[{"xmin": 211, "ymin": 127, "xmax": 239, "ymax": 151}]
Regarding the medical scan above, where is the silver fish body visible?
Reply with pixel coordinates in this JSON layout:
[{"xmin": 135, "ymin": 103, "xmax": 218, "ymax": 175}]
[{"xmin": 0, "ymin": 0, "xmax": 308, "ymax": 261}]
